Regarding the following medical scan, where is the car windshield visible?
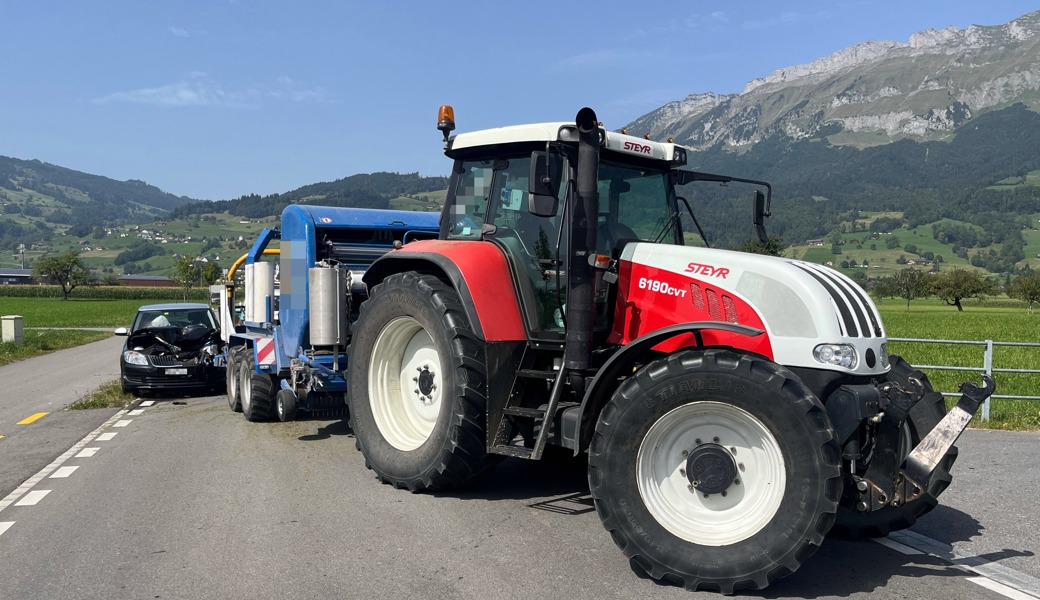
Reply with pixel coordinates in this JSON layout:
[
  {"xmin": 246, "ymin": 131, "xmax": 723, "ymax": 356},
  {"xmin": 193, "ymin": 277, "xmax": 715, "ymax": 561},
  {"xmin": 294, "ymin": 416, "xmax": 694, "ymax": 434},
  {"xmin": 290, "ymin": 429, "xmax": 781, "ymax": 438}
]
[{"xmin": 133, "ymin": 308, "xmax": 216, "ymax": 331}]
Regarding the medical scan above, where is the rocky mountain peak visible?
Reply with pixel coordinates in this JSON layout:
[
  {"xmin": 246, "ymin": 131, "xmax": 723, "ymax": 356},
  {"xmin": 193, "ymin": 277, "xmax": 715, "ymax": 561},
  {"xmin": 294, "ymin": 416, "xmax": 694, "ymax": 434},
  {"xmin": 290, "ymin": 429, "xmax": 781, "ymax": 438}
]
[{"xmin": 626, "ymin": 10, "xmax": 1040, "ymax": 150}]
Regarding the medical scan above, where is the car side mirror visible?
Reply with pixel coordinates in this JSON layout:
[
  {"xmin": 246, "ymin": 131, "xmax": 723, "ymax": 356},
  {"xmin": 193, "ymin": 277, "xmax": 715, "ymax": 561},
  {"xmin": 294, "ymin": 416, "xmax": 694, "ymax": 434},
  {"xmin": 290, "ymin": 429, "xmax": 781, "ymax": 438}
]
[
  {"xmin": 528, "ymin": 150, "xmax": 561, "ymax": 217},
  {"xmin": 114, "ymin": 327, "xmax": 128, "ymax": 336}
]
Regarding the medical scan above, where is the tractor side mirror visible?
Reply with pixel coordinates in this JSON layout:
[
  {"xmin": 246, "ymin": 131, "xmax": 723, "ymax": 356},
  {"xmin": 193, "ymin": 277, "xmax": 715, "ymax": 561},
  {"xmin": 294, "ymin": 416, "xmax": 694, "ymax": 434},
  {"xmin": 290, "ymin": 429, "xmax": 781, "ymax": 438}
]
[
  {"xmin": 528, "ymin": 151, "xmax": 561, "ymax": 217},
  {"xmin": 753, "ymin": 190, "xmax": 767, "ymax": 242}
]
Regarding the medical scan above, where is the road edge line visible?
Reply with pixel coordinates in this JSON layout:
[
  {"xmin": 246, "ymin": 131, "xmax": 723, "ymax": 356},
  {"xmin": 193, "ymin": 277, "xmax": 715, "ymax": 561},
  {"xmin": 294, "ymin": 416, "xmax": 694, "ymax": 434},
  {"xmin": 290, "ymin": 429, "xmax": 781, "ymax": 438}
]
[{"xmin": 0, "ymin": 407, "xmax": 130, "ymax": 515}]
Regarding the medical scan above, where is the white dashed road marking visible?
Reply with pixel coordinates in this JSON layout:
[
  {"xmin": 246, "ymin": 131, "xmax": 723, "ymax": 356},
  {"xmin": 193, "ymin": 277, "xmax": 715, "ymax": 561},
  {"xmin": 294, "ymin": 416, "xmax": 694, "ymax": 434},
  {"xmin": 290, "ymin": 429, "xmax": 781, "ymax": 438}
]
[
  {"xmin": 49, "ymin": 466, "xmax": 79, "ymax": 479},
  {"xmin": 128, "ymin": 409, "xmax": 145, "ymax": 416},
  {"xmin": 14, "ymin": 490, "xmax": 50, "ymax": 506},
  {"xmin": 882, "ymin": 530, "xmax": 1040, "ymax": 600},
  {"xmin": 0, "ymin": 522, "xmax": 13, "ymax": 537},
  {"xmin": 139, "ymin": 401, "xmax": 155, "ymax": 407},
  {"xmin": 75, "ymin": 448, "xmax": 100, "ymax": 458},
  {"xmin": 0, "ymin": 407, "xmax": 129, "ymax": 514},
  {"xmin": 96, "ymin": 432, "xmax": 117, "ymax": 441},
  {"xmin": 874, "ymin": 536, "xmax": 923, "ymax": 555},
  {"xmin": 968, "ymin": 577, "xmax": 1040, "ymax": 600},
  {"xmin": 113, "ymin": 420, "xmax": 133, "ymax": 428}
]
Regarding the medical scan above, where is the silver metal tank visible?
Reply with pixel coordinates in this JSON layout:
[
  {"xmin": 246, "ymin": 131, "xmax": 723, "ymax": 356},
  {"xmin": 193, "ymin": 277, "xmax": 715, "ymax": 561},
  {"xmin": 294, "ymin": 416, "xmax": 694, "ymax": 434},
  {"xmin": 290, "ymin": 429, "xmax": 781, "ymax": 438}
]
[{"xmin": 308, "ymin": 266, "xmax": 349, "ymax": 345}]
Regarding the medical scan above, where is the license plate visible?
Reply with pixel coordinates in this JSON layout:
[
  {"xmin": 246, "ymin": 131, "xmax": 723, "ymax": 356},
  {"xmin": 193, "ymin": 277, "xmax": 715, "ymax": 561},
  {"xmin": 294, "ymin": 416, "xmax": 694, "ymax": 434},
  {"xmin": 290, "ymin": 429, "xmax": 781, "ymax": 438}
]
[{"xmin": 166, "ymin": 368, "xmax": 188, "ymax": 375}]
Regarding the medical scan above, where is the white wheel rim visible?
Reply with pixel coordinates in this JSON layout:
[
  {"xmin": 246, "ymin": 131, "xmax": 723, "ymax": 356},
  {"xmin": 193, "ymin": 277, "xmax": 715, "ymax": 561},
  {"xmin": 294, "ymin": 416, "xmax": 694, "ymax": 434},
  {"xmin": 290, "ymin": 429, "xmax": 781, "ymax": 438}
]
[
  {"xmin": 636, "ymin": 401, "xmax": 786, "ymax": 546},
  {"xmin": 368, "ymin": 316, "xmax": 442, "ymax": 451},
  {"xmin": 240, "ymin": 362, "xmax": 252, "ymax": 412},
  {"xmin": 227, "ymin": 358, "xmax": 238, "ymax": 404}
]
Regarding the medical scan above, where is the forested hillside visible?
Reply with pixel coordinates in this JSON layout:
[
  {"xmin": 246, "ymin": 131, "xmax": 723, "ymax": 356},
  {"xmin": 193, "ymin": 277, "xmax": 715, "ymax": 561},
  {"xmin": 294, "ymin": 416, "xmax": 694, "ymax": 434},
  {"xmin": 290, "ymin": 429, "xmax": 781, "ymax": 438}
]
[
  {"xmin": 169, "ymin": 172, "xmax": 449, "ymax": 220},
  {"xmin": 683, "ymin": 103, "xmax": 1040, "ymax": 266}
]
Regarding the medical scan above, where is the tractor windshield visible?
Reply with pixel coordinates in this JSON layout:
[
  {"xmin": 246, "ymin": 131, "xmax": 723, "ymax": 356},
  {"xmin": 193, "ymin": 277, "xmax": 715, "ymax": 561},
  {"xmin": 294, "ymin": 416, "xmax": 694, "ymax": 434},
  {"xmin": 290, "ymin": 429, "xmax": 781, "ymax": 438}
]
[{"xmin": 595, "ymin": 160, "xmax": 679, "ymax": 254}]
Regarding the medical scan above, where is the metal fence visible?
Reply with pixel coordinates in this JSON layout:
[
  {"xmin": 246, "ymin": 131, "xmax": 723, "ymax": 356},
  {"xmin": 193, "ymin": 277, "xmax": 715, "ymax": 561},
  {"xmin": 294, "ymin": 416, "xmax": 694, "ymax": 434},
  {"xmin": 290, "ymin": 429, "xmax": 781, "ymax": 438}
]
[{"xmin": 888, "ymin": 337, "xmax": 1040, "ymax": 421}]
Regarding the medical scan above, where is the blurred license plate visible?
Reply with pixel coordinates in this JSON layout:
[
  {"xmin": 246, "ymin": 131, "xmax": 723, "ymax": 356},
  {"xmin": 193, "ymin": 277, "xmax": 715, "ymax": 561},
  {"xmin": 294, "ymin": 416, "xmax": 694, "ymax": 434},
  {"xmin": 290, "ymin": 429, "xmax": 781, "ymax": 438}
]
[{"xmin": 166, "ymin": 368, "xmax": 188, "ymax": 375}]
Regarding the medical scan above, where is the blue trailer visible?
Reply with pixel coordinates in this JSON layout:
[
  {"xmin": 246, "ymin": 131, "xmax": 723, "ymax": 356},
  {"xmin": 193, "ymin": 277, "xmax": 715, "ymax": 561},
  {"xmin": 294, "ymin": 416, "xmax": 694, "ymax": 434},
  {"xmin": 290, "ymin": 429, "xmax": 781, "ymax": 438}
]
[{"xmin": 218, "ymin": 204, "xmax": 440, "ymax": 421}]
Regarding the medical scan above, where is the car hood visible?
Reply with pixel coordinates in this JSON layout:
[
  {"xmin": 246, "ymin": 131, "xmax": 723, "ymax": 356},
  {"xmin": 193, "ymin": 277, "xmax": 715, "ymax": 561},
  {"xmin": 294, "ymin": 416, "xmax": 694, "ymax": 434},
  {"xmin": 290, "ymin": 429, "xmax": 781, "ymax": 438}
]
[{"xmin": 127, "ymin": 326, "xmax": 220, "ymax": 356}]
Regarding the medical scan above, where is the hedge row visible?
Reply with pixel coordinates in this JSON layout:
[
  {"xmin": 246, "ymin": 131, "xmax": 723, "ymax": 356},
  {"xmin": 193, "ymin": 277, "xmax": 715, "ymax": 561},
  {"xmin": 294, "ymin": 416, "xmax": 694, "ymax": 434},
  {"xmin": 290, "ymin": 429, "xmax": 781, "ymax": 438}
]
[{"xmin": 0, "ymin": 285, "xmax": 209, "ymax": 301}]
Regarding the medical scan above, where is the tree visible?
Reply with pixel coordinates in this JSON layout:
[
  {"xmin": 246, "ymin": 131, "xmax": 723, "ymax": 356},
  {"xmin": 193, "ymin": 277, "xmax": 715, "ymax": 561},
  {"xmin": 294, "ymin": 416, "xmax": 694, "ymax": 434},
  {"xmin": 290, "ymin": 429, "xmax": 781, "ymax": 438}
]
[
  {"xmin": 171, "ymin": 256, "xmax": 202, "ymax": 301},
  {"xmin": 200, "ymin": 261, "xmax": 222, "ymax": 286},
  {"xmin": 33, "ymin": 251, "xmax": 93, "ymax": 300},
  {"xmin": 1009, "ymin": 272, "xmax": 1040, "ymax": 313},
  {"xmin": 889, "ymin": 268, "xmax": 929, "ymax": 311},
  {"xmin": 738, "ymin": 234, "xmax": 785, "ymax": 257},
  {"xmin": 930, "ymin": 269, "xmax": 994, "ymax": 311}
]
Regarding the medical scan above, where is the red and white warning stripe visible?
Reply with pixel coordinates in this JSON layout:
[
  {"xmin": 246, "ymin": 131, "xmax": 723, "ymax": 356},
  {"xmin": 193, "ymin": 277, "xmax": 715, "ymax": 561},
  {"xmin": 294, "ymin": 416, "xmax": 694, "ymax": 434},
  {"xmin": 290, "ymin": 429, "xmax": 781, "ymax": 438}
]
[{"xmin": 256, "ymin": 337, "xmax": 276, "ymax": 365}]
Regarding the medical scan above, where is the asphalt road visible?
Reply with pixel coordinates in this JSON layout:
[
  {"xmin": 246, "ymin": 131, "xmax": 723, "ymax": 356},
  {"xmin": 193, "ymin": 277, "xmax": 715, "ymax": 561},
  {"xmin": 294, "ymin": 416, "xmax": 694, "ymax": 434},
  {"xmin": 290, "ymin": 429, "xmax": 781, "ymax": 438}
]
[
  {"xmin": 0, "ymin": 335, "xmax": 124, "ymax": 495},
  {"xmin": 0, "ymin": 343, "xmax": 1038, "ymax": 599}
]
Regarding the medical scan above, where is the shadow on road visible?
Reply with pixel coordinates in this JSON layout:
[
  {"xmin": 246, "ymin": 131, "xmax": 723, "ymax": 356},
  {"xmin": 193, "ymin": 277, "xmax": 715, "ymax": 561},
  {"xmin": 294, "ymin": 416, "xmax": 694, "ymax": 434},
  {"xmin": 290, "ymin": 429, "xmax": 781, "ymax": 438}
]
[
  {"xmin": 447, "ymin": 446, "xmax": 591, "ymax": 502},
  {"xmin": 298, "ymin": 418, "xmax": 353, "ymax": 441}
]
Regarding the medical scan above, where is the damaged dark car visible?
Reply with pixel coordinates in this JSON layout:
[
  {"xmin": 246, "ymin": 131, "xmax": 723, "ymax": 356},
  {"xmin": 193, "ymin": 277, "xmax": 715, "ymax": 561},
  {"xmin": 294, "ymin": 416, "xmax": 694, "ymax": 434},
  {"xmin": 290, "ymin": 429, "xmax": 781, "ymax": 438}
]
[{"xmin": 115, "ymin": 303, "xmax": 225, "ymax": 396}]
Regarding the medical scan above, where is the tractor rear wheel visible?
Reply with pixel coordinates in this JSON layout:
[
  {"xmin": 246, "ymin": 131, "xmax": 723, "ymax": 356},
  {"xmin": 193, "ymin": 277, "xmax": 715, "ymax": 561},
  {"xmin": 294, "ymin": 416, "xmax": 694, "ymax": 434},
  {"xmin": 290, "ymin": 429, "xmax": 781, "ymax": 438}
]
[
  {"xmin": 831, "ymin": 354, "xmax": 954, "ymax": 538},
  {"xmin": 348, "ymin": 272, "xmax": 492, "ymax": 492},
  {"xmin": 588, "ymin": 349, "xmax": 841, "ymax": 594}
]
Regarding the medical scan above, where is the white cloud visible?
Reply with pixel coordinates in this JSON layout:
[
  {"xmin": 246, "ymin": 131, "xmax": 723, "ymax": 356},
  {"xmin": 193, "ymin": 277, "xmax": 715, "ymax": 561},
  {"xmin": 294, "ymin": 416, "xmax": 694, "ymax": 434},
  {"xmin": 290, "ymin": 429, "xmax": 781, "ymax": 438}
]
[
  {"xmin": 745, "ymin": 11, "xmax": 832, "ymax": 30},
  {"xmin": 92, "ymin": 73, "xmax": 334, "ymax": 108},
  {"xmin": 266, "ymin": 76, "xmax": 333, "ymax": 103},
  {"xmin": 169, "ymin": 26, "xmax": 189, "ymax": 37}
]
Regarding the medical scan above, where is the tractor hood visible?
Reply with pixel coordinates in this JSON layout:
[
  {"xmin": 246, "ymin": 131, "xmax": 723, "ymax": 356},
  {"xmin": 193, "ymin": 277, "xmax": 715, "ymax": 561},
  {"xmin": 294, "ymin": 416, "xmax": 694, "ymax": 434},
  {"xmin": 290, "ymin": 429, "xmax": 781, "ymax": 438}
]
[{"xmin": 616, "ymin": 242, "xmax": 889, "ymax": 376}]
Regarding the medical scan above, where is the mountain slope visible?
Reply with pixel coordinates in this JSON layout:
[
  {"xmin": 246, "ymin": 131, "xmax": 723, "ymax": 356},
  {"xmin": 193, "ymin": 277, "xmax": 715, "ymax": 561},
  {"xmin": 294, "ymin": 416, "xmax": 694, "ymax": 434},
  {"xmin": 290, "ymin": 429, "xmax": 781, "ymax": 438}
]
[
  {"xmin": 0, "ymin": 155, "xmax": 197, "ymax": 226},
  {"xmin": 626, "ymin": 10, "xmax": 1040, "ymax": 149}
]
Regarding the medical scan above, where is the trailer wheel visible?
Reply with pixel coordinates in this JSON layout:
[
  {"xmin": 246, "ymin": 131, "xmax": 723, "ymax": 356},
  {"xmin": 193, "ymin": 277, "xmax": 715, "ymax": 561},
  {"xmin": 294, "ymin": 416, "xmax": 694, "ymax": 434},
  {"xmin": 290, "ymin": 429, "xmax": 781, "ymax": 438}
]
[
  {"xmin": 226, "ymin": 347, "xmax": 242, "ymax": 412},
  {"xmin": 831, "ymin": 354, "xmax": 954, "ymax": 538},
  {"xmin": 239, "ymin": 351, "xmax": 274, "ymax": 422},
  {"xmin": 348, "ymin": 272, "xmax": 491, "ymax": 492},
  {"xmin": 588, "ymin": 349, "xmax": 841, "ymax": 593},
  {"xmin": 276, "ymin": 389, "xmax": 298, "ymax": 422}
]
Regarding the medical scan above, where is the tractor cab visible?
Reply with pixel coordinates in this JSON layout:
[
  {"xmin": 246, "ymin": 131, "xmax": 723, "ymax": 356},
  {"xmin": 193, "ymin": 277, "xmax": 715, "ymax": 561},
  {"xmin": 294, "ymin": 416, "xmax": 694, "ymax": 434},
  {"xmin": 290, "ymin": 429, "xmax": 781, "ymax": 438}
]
[{"xmin": 436, "ymin": 106, "xmax": 768, "ymax": 343}]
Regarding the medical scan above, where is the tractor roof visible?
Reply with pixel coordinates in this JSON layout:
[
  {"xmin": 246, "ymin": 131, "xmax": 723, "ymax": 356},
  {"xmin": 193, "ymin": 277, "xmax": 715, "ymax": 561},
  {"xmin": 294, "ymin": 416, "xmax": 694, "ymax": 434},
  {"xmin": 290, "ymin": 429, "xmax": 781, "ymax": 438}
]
[{"xmin": 447, "ymin": 122, "xmax": 686, "ymax": 165}]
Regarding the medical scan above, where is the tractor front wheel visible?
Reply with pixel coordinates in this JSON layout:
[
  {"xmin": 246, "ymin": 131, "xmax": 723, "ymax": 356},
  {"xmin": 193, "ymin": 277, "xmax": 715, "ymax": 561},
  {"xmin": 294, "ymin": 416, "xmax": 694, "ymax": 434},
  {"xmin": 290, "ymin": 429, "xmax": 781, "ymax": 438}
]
[{"xmin": 588, "ymin": 349, "xmax": 841, "ymax": 593}]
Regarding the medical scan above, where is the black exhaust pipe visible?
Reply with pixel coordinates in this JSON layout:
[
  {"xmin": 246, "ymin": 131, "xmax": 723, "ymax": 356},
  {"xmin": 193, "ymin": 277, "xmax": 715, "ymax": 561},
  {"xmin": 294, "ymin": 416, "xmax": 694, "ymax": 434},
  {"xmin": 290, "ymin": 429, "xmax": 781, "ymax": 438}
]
[{"xmin": 564, "ymin": 107, "xmax": 600, "ymax": 394}]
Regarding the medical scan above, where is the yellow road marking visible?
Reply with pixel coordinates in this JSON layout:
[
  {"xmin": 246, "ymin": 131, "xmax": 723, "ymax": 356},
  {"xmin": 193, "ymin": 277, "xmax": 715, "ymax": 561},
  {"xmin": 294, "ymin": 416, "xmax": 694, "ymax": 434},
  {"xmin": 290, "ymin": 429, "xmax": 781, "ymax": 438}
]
[
  {"xmin": 0, "ymin": 434, "xmax": 4, "ymax": 440},
  {"xmin": 17, "ymin": 412, "xmax": 49, "ymax": 425}
]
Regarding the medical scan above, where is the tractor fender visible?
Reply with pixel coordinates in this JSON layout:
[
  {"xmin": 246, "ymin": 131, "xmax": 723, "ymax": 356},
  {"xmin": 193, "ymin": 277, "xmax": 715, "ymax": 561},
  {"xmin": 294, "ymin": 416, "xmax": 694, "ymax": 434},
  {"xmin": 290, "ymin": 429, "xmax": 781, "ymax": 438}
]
[
  {"xmin": 575, "ymin": 321, "xmax": 764, "ymax": 454},
  {"xmin": 363, "ymin": 240, "xmax": 527, "ymax": 342}
]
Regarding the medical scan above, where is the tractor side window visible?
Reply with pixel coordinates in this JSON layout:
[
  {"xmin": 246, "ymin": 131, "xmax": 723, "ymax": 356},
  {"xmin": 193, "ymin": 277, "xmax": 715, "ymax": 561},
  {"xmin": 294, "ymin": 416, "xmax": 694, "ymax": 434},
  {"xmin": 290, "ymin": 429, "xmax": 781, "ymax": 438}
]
[
  {"xmin": 487, "ymin": 156, "xmax": 566, "ymax": 337},
  {"xmin": 447, "ymin": 160, "xmax": 494, "ymax": 240}
]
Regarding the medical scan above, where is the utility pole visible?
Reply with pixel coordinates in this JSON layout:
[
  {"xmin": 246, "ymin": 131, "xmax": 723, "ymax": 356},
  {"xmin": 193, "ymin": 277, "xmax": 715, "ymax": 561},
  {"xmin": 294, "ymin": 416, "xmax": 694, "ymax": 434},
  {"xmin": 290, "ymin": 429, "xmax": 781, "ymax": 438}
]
[{"xmin": 18, "ymin": 244, "xmax": 25, "ymax": 269}]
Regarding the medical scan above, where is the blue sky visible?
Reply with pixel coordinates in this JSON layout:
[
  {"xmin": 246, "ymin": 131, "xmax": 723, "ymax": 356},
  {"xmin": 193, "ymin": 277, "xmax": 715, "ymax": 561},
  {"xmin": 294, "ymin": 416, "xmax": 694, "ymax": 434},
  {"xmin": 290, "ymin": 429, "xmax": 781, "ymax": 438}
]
[{"xmin": 1, "ymin": 1, "xmax": 1038, "ymax": 201}]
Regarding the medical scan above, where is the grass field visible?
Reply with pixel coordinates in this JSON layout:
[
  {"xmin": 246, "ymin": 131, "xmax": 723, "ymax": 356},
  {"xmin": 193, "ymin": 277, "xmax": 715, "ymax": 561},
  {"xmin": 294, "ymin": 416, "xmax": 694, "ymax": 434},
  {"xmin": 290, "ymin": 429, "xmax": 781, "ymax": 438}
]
[
  {"xmin": 0, "ymin": 297, "xmax": 145, "ymax": 328},
  {"xmin": 0, "ymin": 329, "xmax": 110, "ymax": 367},
  {"xmin": 878, "ymin": 298, "xmax": 1039, "ymax": 430}
]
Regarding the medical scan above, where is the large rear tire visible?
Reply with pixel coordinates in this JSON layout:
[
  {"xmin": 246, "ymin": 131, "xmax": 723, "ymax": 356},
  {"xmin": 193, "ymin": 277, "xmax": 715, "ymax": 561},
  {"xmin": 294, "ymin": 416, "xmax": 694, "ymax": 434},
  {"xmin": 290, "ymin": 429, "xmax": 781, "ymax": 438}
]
[
  {"xmin": 226, "ymin": 347, "xmax": 242, "ymax": 412},
  {"xmin": 348, "ymin": 272, "xmax": 492, "ymax": 492},
  {"xmin": 588, "ymin": 349, "xmax": 841, "ymax": 593},
  {"xmin": 831, "ymin": 354, "xmax": 954, "ymax": 538},
  {"xmin": 239, "ymin": 351, "xmax": 274, "ymax": 422}
]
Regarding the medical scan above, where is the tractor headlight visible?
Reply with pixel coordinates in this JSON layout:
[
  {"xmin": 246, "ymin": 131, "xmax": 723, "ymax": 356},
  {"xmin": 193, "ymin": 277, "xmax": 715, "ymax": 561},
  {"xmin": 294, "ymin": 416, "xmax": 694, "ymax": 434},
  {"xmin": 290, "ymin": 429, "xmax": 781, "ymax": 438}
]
[
  {"xmin": 123, "ymin": 350, "xmax": 149, "ymax": 366},
  {"xmin": 813, "ymin": 343, "xmax": 858, "ymax": 369}
]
